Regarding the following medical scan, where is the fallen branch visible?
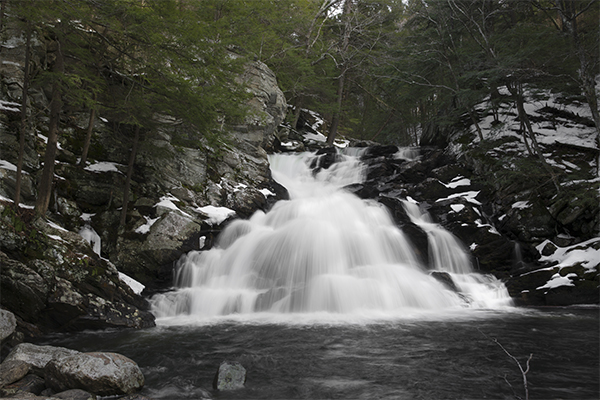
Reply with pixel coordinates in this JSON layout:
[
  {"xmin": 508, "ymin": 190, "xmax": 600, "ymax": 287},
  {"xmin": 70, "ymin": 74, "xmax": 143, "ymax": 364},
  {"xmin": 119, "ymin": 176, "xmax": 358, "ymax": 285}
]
[{"xmin": 478, "ymin": 328, "xmax": 533, "ymax": 400}]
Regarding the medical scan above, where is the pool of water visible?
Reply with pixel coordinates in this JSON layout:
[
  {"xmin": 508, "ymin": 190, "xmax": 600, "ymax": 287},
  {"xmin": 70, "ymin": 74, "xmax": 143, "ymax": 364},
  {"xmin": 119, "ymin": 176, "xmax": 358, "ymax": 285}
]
[{"xmin": 36, "ymin": 307, "xmax": 599, "ymax": 399}]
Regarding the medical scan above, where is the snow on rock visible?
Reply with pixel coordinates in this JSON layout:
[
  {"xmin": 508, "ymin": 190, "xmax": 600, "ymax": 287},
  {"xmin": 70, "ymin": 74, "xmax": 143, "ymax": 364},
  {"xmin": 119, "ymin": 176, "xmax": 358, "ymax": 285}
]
[
  {"xmin": 512, "ymin": 201, "xmax": 531, "ymax": 210},
  {"xmin": 156, "ymin": 194, "xmax": 192, "ymax": 218},
  {"xmin": 118, "ymin": 272, "xmax": 145, "ymax": 295},
  {"xmin": 440, "ymin": 176, "xmax": 471, "ymax": 189},
  {"xmin": 537, "ymin": 238, "xmax": 600, "ymax": 271},
  {"xmin": 135, "ymin": 216, "xmax": 160, "ymax": 234},
  {"xmin": 536, "ymin": 273, "xmax": 577, "ymax": 291},
  {"xmin": 450, "ymin": 204, "xmax": 465, "ymax": 213},
  {"xmin": 435, "ymin": 190, "xmax": 482, "ymax": 205},
  {"xmin": 0, "ymin": 160, "xmax": 18, "ymax": 172},
  {"xmin": 196, "ymin": 205, "xmax": 236, "ymax": 225},
  {"xmin": 84, "ymin": 161, "xmax": 124, "ymax": 174}
]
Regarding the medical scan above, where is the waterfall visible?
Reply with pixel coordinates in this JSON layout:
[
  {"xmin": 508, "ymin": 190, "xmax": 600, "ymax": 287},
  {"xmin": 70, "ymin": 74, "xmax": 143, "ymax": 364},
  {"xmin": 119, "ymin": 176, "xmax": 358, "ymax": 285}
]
[{"xmin": 151, "ymin": 150, "xmax": 511, "ymax": 320}]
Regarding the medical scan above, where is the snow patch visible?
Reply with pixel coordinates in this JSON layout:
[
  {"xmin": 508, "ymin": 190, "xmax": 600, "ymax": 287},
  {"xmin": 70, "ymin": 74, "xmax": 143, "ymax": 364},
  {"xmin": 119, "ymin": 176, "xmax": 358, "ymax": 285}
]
[
  {"xmin": 118, "ymin": 272, "xmax": 145, "ymax": 295},
  {"xmin": 84, "ymin": 161, "xmax": 124, "ymax": 174},
  {"xmin": 450, "ymin": 204, "xmax": 465, "ymax": 213},
  {"xmin": 512, "ymin": 201, "xmax": 531, "ymax": 210},
  {"xmin": 135, "ymin": 216, "xmax": 160, "ymax": 234},
  {"xmin": 436, "ymin": 191, "xmax": 481, "ymax": 205},
  {"xmin": 196, "ymin": 205, "xmax": 236, "ymax": 225}
]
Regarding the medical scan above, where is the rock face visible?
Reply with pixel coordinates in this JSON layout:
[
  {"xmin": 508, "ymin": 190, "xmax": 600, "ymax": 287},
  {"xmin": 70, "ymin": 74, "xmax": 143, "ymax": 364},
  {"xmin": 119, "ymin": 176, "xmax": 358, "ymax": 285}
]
[{"xmin": 45, "ymin": 352, "xmax": 144, "ymax": 396}]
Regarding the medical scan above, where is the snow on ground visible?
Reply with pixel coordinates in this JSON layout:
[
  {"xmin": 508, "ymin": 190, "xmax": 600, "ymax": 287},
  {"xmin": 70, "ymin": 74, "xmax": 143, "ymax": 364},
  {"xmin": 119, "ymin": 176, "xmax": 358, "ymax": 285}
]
[
  {"xmin": 473, "ymin": 89, "xmax": 598, "ymax": 156},
  {"xmin": 195, "ymin": 205, "xmax": 236, "ymax": 225}
]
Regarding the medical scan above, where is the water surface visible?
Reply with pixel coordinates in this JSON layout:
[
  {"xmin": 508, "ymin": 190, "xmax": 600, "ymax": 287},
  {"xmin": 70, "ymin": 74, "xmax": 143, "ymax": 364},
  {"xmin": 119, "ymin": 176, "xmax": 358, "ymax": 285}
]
[{"xmin": 37, "ymin": 307, "xmax": 599, "ymax": 399}]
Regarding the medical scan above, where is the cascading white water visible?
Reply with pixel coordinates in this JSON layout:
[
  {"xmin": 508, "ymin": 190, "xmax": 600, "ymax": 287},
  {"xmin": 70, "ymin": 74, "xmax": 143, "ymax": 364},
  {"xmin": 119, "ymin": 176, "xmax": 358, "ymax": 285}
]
[
  {"xmin": 402, "ymin": 199, "xmax": 512, "ymax": 308},
  {"xmin": 150, "ymin": 150, "xmax": 511, "ymax": 320}
]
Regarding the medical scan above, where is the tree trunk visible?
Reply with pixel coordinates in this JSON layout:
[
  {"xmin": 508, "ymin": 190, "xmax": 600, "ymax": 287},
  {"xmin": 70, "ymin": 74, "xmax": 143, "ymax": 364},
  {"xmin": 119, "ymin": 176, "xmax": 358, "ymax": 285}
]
[
  {"xmin": 120, "ymin": 125, "xmax": 141, "ymax": 227},
  {"xmin": 35, "ymin": 38, "xmax": 64, "ymax": 217},
  {"xmin": 508, "ymin": 81, "xmax": 560, "ymax": 192},
  {"xmin": 14, "ymin": 20, "xmax": 31, "ymax": 208},
  {"xmin": 326, "ymin": 0, "xmax": 353, "ymax": 146},
  {"xmin": 327, "ymin": 67, "xmax": 346, "ymax": 146},
  {"xmin": 79, "ymin": 105, "xmax": 96, "ymax": 167}
]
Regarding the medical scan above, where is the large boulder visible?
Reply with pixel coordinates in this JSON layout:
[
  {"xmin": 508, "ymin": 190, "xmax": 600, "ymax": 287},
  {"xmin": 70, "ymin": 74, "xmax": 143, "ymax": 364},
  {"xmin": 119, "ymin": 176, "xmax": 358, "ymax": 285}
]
[
  {"xmin": 44, "ymin": 352, "xmax": 144, "ymax": 396},
  {"xmin": 3, "ymin": 343, "xmax": 79, "ymax": 374}
]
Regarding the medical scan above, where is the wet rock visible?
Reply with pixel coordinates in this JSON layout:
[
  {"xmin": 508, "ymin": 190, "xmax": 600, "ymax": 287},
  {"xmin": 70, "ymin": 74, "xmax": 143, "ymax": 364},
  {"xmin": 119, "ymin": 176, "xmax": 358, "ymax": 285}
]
[
  {"xmin": 430, "ymin": 271, "xmax": 458, "ymax": 292},
  {"xmin": 0, "ymin": 360, "xmax": 30, "ymax": 388},
  {"xmin": 213, "ymin": 361, "xmax": 246, "ymax": 391},
  {"xmin": 45, "ymin": 352, "xmax": 144, "ymax": 396}
]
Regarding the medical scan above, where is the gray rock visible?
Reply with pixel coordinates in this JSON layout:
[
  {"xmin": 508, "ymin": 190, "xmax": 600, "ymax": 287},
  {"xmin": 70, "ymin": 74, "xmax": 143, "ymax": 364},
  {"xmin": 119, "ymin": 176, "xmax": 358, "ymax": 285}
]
[
  {"xmin": 0, "ymin": 360, "xmax": 30, "ymax": 388},
  {"xmin": 0, "ymin": 309, "xmax": 17, "ymax": 341},
  {"xmin": 212, "ymin": 361, "xmax": 246, "ymax": 391},
  {"xmin": 44, "ymin": 352, "xmax": 144, "ymax": 396},
  {"xmin": 4, "ymin": 343, "xmax": 79, "ymax": 374},
  {"xmin": 52, "ymin": 388, "xmax": 96, "ymax": 400},
  {"xmin": 1, "ymin": 373, "xmax": 46, "ymax": 396}
]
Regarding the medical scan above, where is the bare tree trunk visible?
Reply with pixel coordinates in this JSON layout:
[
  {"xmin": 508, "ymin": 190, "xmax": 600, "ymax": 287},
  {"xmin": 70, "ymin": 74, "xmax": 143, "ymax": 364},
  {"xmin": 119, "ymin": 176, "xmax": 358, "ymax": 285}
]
[
  {"xmin": 327, "ymin": 66, "xmax": 346, "ymax": 146},
  {"xmin": 327, "ymin": 0, "xmax": 353, "ymax": 146},
  {"xmin": 120, "ymin": 125, "xmax": 141, "ymax": 227},
  {"xmin": 508, "ymin": 81, "xmax": 560, "ymax": 192},
  {"xmin": 35, "ymin": 38, "xmax": 64, "ymax": 217},
  {"xmin": 79, "ymin": 104, "xmax": 96, "ymax": 167},
  {"xmin": 14, "ymin": 20, "xmax": 31, "ymax": 208}
]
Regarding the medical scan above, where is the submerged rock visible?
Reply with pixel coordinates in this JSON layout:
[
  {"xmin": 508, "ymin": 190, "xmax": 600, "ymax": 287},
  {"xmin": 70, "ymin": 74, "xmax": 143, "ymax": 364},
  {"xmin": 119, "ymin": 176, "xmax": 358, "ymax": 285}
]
[{"xmin": 213, "ymin": 361, "xmax": 246, "ymax": 391}]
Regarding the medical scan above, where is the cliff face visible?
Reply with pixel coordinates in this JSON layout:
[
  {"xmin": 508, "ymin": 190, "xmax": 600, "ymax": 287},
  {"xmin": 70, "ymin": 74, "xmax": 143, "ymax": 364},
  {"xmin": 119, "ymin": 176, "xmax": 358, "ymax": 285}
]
[{"xmin": 0, "ymin": 25, "xmax": 288, "ymax": 335}]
